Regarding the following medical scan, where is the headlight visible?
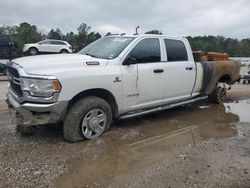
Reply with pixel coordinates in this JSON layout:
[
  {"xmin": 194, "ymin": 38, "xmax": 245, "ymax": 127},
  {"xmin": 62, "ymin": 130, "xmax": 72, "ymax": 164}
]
[{"xmin": 21, "ymin": 78, "xmax": 61, "ymax": 97}]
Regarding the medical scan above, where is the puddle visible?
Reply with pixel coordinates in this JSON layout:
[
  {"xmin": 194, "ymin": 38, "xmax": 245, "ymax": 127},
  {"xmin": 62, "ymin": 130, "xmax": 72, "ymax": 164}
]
[
  {"xmin": 56, "ymin": 101, "xmax": 250, "ymax": 187},
  {"xmin": 225, "ymin": 100, "xmax": 250, "ymax": 123}
]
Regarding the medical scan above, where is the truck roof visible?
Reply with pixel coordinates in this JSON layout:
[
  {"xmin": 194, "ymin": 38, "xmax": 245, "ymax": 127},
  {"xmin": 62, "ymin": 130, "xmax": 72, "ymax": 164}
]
[{"xmin": 105, "ymin": 34, "xmax": 186, "ymax": 40}]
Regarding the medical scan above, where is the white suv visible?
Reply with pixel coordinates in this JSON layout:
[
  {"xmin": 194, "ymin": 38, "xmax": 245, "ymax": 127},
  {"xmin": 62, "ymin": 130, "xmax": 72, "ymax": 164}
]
[{"xmin": 23, "ymin": 39, "xmax": 72, "ymax": 55}]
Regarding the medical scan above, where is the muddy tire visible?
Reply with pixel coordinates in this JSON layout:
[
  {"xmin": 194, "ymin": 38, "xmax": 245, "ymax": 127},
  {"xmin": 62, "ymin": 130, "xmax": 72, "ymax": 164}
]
[
  {"xmin": 63, "ymin": 97, "xmax": 112, "ymax": 142},
  {"xmin": 208, "ymin": 86, "xmax": 227, "ymax": 104},
  {"xmin": 16, "ymin": 125, "xmax": 37, "ymax": 136}
]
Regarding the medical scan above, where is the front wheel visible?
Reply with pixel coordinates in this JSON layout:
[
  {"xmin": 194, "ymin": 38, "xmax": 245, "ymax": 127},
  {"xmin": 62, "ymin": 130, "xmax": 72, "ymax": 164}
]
[
  {"xmin": 29, "ymin": 47, "xmax": 38, "ymax": 55},
  {"xmin": 63, "ymin": 97, "xmax": 112, "ymax": 142}
]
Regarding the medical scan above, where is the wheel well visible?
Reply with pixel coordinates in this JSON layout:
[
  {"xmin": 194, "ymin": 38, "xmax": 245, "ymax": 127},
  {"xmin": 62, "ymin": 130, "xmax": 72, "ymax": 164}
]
[
  {"xmin": 60, "ymin": 49, "xmax": 68, "ymax": 52},
  {"xmin": 29, "ymin": 47, "xmax": 38, "ymax": 51},
  {"xmin": 68, "ymin": 89, "xmax": 119, "ymax": 119},
  {"xmin": 218, "ymin": 75, "xmax": 232, "ymax": 84}
]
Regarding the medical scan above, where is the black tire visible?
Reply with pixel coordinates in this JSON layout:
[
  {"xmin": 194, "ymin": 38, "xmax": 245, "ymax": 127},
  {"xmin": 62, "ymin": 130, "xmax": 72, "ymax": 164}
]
[
  {"xmin": 0, "ymin": 46, "xmax": 11, "ymax": 57},
  {"xmin": 243, "ymin": 80, "xmax": 247, "ymax": 84},
  {"xmin": 60, "ymin": 49, "xmax": 68, "ymax": 54},
  {"xmin": 3, "ymin": 68, "xmax": 7, "ymax": 75},
  {"xmin": 28, "ymin": 47, "xmax": 38, "ymax": 55},
  {"xmin": 63, "ymin": 96, "xmax": 112, "ymax": 142},
  {"xmin": 16, "ymin": 124, "xmax": 37, "ymax": 136},
  {"xmin": 248, "ymin": 80, "xmax": 250, "ymax": 84},
  {"xmin": 208, "ymin": 86, "xmax": 227, "ymax": 104}
]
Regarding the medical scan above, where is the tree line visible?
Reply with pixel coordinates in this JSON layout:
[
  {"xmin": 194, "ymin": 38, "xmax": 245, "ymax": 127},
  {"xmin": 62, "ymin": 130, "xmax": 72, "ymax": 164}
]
[
  {"xmin": 0, "ymin": 23, "xmax": 249, "ymax": 57},
  {"xmin": 145, "ymin": 30, "xmax": 250, "ymax": 57},
  {"xmin": 0, "ymin": 22, "xmax": 101, "ymax": 55}
]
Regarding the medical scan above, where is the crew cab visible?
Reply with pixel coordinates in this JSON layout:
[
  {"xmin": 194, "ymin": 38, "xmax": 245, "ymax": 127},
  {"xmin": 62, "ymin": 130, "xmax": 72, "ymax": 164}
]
[{"xmin": 6, "ymin": 34, "xmax": 241, "ymax": 142}]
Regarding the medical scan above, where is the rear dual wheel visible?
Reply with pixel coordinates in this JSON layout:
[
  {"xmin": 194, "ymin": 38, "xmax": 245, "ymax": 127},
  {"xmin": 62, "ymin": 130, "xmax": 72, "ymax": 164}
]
[
  {"xmin": 63, "ymin": 97, "xmax": 112, "ymax": 142},
  {"xmin": 208, "ymin": 86, "xmax": 227, "ymax": 104}
]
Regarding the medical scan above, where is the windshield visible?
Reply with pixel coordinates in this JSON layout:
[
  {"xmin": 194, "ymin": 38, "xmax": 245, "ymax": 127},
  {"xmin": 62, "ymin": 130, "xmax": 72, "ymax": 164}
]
[{"xmin": 78, "ymin": 36, "xmax": 134, "ymax": 59}]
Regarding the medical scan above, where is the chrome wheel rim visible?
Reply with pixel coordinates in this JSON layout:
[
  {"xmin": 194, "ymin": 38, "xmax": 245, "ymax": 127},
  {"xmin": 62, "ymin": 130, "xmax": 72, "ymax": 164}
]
[{"xmin": 81, "ymin": 108, "xmax": 107, "ymax": 139}]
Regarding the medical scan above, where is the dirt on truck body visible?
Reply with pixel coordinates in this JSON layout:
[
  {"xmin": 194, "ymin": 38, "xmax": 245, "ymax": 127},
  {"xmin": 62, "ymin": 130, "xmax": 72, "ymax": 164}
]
[{"xmin": 194, "ymin": 52, "xmax": 241, "ymax": 95}]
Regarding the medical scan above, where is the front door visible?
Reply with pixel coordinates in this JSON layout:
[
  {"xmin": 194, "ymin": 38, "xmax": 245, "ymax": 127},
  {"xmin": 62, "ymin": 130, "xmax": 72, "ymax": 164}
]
[
  {"xmin": 39, "ymin": 40, "xmax": 52, "ymax": 52},
  {"xmin": 121, "ymin": 38, "xmax": 166, "ymax": 112}
]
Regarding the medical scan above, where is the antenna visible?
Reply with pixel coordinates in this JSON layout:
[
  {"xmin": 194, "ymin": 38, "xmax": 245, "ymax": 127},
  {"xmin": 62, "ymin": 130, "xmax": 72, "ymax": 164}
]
[{"xmin": 135, "ymin": 26, "xmax": 140, "ymax": 35}]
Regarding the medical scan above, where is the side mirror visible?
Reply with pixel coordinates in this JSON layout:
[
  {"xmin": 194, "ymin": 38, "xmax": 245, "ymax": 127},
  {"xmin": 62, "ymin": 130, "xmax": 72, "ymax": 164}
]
[
  {"xmin": 38, "ymin": 42, "xmax": 42, "ymax": 45},
  {"xmin": 123, "ymin": 57, "xmax": 137, "ymax": 66}
]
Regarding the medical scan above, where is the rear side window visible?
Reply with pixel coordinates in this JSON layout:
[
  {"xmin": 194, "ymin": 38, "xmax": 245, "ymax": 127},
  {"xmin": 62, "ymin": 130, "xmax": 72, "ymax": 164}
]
[
  {"xmin": 50, "ymin": 41, "xmax": 66, "ymax": 45},
  {"xmin": 41, "ymin": 40, "xmax": 51, "ymax": 45},
  {"xmin": 129, "ymin": 38, "xmax": 161, "ymax": 63},
  {"xmin": 164, "ymin": 39, "xmax": 188, "ymax": 61}
]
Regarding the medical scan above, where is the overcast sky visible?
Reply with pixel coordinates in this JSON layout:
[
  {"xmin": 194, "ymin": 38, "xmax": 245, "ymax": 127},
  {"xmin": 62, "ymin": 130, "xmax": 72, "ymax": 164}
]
[{"xmin": 1, "ymin": 0, "xmax": 250, "ymax": 39}]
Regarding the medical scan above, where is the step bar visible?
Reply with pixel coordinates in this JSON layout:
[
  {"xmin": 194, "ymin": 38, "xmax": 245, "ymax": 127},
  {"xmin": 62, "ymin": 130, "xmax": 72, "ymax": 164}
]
[{"xmin": 119, "ymin": 96, "xmax": 208, "ymax": 120}]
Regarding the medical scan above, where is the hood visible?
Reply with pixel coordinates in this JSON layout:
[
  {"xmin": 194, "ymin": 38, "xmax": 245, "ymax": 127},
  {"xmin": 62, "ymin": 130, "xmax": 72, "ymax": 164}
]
[{"xmin": 12, "ymin": 54, "xmax": 109, "ymax": 75}]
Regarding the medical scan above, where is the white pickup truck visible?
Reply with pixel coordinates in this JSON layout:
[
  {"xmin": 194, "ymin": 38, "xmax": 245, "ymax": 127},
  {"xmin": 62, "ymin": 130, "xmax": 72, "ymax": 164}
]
[{"xmin": 6, "ymin": 34, "xmax": 241, "ymax": 142}]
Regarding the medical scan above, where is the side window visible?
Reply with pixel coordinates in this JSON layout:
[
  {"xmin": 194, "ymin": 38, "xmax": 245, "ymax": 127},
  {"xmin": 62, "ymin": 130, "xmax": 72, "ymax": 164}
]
[
  {"xmin": 41, "ymin": 40, "xmax": 51, "ymax": 45},
  {"xmin": 164, "ymin": 39, "xmax": 188, "ymax": 61},
  {"xmin": 129, "ymin": 38, "xmax": 161, "ymax": 63},
  {"xmin": 50, "ymin": 41, "xmax": 66, "ymax": 45}
]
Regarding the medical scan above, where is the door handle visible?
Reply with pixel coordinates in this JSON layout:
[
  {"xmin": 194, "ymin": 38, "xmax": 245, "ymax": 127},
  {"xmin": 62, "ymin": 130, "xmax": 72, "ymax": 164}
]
[
  {"xmin": 154, "ymin": 69, "xmax": 164, "ymax": 73},
  {"xmin": 186, "ymin": 67, "xmax": 194, "ymax": 71}
]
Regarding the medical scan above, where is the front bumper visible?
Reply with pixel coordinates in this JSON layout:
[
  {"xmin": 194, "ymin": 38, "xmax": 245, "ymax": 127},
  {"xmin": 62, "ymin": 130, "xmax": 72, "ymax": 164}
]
[{"xmin": 6, "ymin": 92, "xmax": 69, "ymax": 127}]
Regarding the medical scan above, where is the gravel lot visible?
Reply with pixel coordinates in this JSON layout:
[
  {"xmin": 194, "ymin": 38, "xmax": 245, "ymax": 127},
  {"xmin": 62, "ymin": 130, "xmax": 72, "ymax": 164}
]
[{"xmin": 0, "ymin": 67, "xmax": 250, "ymax": 188}]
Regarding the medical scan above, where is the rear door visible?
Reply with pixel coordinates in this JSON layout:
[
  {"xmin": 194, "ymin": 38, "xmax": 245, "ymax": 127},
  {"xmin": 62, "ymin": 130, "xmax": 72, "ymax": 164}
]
[
  {"xmin": 164, "ymin": 39, "xmax": 196, "ymax": 102},
  {"xmin": 50, "ymin": 41, "xmax": 66, "ymax": 52}
]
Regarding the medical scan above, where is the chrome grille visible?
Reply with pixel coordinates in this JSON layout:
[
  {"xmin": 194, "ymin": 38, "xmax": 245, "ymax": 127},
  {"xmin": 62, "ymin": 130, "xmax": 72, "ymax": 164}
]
[{"xmin": 7, "ymin": 65, "xmax": 23, "ymax": 97}]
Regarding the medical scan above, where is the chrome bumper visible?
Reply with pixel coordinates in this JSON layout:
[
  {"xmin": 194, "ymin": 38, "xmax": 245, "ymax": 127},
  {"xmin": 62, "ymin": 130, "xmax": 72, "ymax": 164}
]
[{"xmin": 6, "ymin": 92, "xmax": 68, "ymax": 127}]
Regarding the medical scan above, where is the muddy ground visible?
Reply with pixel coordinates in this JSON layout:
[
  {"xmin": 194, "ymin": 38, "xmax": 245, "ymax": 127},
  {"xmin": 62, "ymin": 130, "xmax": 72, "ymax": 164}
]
[{"xmin": 0, "ymin": 67, "xmax": 250, "ymax": 188}]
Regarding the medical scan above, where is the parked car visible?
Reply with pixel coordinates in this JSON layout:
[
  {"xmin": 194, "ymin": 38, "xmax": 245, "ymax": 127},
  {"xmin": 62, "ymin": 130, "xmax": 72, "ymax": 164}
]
[
  {"xmin": 6, "ymin": 34, "xmax": 241, "ymax": 142},
  {"xmin": 241, "ymin": 70, "xmax": 250, "ymax": 84},
  {"xmin": 0, "ymin": 63, "xmax": 7, "ymax": 75},
  {"xmin": 23, "ymin": 39, "xmax": 73, "ymax": 55},
  {"xmin": 0, "ymin": 34, "xmax": 18, "ymax": 58}
]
